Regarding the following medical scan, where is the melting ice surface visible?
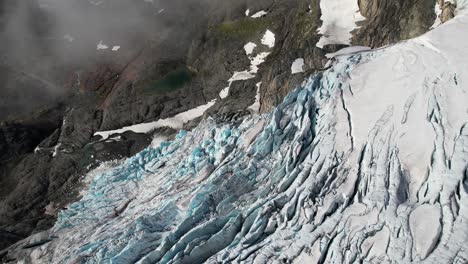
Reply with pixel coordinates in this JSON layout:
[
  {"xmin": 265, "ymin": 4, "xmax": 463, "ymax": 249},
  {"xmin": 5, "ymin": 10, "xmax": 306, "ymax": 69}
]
[{"xmin": 9, "ymin": 10, "xmax": 468, "ymax": 264}]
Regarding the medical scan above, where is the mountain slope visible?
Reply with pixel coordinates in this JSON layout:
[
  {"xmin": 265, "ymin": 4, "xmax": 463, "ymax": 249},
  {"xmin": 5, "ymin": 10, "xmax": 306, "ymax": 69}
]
[{"xmin": 3, "ymin": 4, "xmax": 468, "ymax": 263}]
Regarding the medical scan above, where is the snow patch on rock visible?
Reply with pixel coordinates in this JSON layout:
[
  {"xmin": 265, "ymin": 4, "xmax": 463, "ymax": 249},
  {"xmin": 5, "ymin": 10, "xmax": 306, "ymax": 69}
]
[
  {"xmin": 251, "ymin": 10, "xmax": 268, "ymax": 18},
  {"xmin": 291, "ymin": 58, "xmax": 305, "ymax": 74},
  {"xmin": 244, "ymin": 42, "xmax": 257, "ymax": 55},
  {"xmin": 316, "ymin": 0, "xmax": 366, "ymax": 48},
  {"xmin": 326, "ymin": 46, "xmax": 371, "ymax": 58},
  {"xmin": 261, "ymin": 30, "xmax": 276, "ymax": 48},
  {"xmin": 221, "ymin": 32, "xmax": 275, "ymax": 100},
  {"xmin": 63, "ymin": 34, "xmax": 74, "ymax": 42},
  {"xmin": 248, "ymin": 82, "xmax": 262, "ymax": 112},
  {"xmin": 94, "ymin": 100, "xmax": 216, "ymax": 140},
  {"xmin": 432, "ymin": 1, "xmax": 443, "ymax": 28},
  {"xmin": 96, "ymin": 40, "xmax": 109, "ymax": 50}
]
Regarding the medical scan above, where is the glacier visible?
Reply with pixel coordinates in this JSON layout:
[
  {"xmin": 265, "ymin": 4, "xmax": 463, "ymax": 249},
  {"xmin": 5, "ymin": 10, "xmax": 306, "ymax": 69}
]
[{"xmin": 5, "ymin": 7, "xmax": 468, "ymax": 264}]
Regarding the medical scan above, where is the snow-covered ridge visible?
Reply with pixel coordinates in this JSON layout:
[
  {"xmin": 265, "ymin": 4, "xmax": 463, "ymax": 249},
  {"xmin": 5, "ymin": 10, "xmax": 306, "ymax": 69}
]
[{"xmin": 6, "ymin": 8, "xmax": 468, "ymax": 264}]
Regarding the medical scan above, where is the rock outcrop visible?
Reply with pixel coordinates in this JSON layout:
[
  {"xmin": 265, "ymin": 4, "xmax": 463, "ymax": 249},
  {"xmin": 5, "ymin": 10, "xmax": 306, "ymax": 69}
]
[
  {"xmin": 354, "ymin": 0, "xmax": 436, "ymax": 47},
  {"xmin": 441, "ymin": 1, "xmax": 457, "ymax": 22}
]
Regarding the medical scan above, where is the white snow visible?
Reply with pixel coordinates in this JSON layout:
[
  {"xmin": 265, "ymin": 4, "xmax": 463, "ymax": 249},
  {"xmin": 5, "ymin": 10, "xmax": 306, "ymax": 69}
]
[
  {"xmin": 52, "ymin": 143, "xmax": 61, "ymax": 157},
  {"xmin": 409, "ymin": 204, "xmax": 442, "ymax": 259},
  {"xmin": 97, "ymin": 42, "xmax": 119, "ymax": 51},
  {"xmin": 219, "ymin": 86, "xmax": 231, "ymax": 99},
  {"xmin": 251, "ymin": 10, "xmax": 268, "ymax": 18},
  {"xmin": 241, "ymin": 52, "xmax": 270, "ymax": 76},
  {"xmin": 249, "ymin": 52, "xmax": 270, "ymax": 73},
  {"xmin": 245, "ymin": 9, "xmax": 250, "ymax": 16},
  {"xmin": 325, "ymin": 46, "xmax": 371, "ymax": 58},
  {"xmin": 261, "ymin": 30, "xmax": 276, "ymax": 48},
  {"xmin": 431, "ymin": 2, "xmax": 443, "ymax": 28},
  {"xmin": 340, "ymin": 13, "xmax": 468, "ymax": 197},
  {"xmin": 221, "ymin": 30, "xmax": 275, "ymax": 100},
  {"xmin": 106, "ymin": 135, "xmax": 122, "ymax": 142},
  {"xmin": 151, "ymin": 135, "xmax": 170, "ymax": 148},
  {"xmin": 219, "ymin": 69, "xmax": 257, "ymax": 99},
  {"xmin": 229, "ymin": 71, "xmax": 256, "ymax": 82},
  {"xmin": 459, "ymin": 0, "xmax": 468, "ymax": 10},
  {"xmin": 291, "ymin": 58, "xmax": 305, "ymax": 74},
  {"xmin": 244, "ymin": 42, "xmax": 257, "ymax": 55},
  {"xmin": 94, "ymin": 100, "xmax": 216, "ymax": 140},
  {"xmin": 361, "ymin": 227, "xmax": 390, "ymax": 259},
  {"xmin": 220, "ymin": 40, "xmax": 272, "ymax": 100},
  {"xmin": 219, "ymin": 71, "xmax": 255, "ymax": 99},
  {"xmin": 248, "ymin": 82, "xmax": 262, "ymax": 112},
  {"xmin": 44, "ymin": 202, "xmax": 56, "ymax": 216},
  {"xmin": 63, "ymin": 34, "xmax": 74, "ymax": 42},
  {"xmin": 219, "ymin": 52, "xmax": 270, "ymax": 99},
  {"xmin": 97, "ymin": 41, "xmax": 109, "ymax": 50},
  {"xmin": 316, "ymin": 0, "xmax": 366, "ymax": 48}
]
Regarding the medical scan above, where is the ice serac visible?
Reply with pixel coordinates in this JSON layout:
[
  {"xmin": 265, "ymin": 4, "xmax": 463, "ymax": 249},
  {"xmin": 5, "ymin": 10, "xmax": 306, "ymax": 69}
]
[{"xmin": 4, "ymin": 7, "xmax": 468, "ymax": 264}]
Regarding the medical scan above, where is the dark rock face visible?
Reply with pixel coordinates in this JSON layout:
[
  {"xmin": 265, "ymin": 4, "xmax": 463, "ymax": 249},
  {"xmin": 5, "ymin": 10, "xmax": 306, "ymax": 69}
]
[
  {"xmin": 354, "ymin": 0, "xmax": 436, "ymax": 47},
  {"xmin": 0, "ymin": 105, "xmax": 152, "ymax": 249},
  {"xmin": 0, "ymin": 107, "xmax": 64, "ymax": 247},
  {"xmin": 258, "ymin": 0, "xmax": 326, "ymax": 112}
]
